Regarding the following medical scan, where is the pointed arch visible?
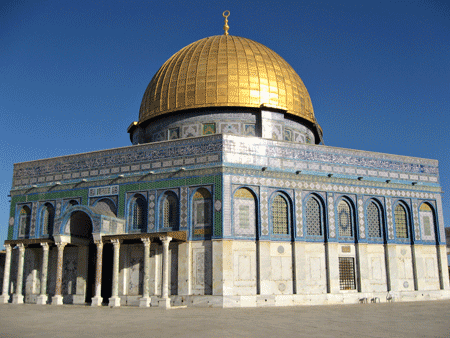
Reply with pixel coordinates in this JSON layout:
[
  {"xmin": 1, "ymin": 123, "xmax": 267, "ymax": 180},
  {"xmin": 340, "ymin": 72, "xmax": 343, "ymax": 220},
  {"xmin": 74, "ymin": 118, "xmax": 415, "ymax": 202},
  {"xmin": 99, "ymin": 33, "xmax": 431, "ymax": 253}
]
[
  {"xmin": 304, "ymin": 193, "xmax": 325, "ymax": 237},
  {"xmin": 18, "ymin": 205, "xmax": 31, "ymax": 238},
  {"xmin": 394, "ymin": 201, "xmax": 409, "ymax": 239},
  {"xmin": 233, "ymin": 187, "xmax": 257, "ymax": 237},
  {"xmin": 270, "ymin": 192, "xmax": 291, "ymax": 235},
  {"xmin": 337, "ymin": 198, "xmax": 354, "ymax": 238},
  {"xmin": 130, "ymin": 194, "xmax": 147, "ymax": 231},
  {"xmin": 366, "ymin": 199, "xmax": 382, "ymax": 239},
  {"xmin": 160, "ymin": 191, "xmax": 179, "ymax": 230},
  {"xmin": 40, "ymin": 202, "xmax": 55, "ymax": 237},
  {"xmin": 193, "ymin": 188, "xmax": 212, "ymax": 229},
  {"xmin": 419, "ymin": 202, "xmax": 436, "ymax": 241}
]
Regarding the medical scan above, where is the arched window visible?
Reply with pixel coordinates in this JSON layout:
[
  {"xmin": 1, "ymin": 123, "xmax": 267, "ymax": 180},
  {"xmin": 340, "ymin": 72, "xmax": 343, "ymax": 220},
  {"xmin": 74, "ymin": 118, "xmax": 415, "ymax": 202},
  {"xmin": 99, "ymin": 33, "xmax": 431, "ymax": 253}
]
[
  {"xmin": 305, "ymin": 196, "xmax": 322, "ymax": 236},
  {"xmin": 19, "ymin": 206, "xmax": 31, "ymax": 238},
  {"xmin": 233, "ymin": 188, "xmax": 256, "ymax": 236},
  {"xmin": 160, "ymin": 192, "xmax": 178, "ymax": 229},
  {"xmin": 337, "ymin": 200, "xmax": 353, "ymax": 237},
  {"xmin": 419, "ymin": 203, "xmax": 435, "ymax": 239},
  {"xmin": 367, "ymin": 201, "xmax": 382, "ymax": 238},
  {"xmin": 272, "ymin": 194, "xmax": 289, "ymax": 235},
  {"xmin": 131, "ymin": 195, "xmax": 147, "ymax": 231},
  {"xmin": 95, "ymin": 198, "xmax": 117, "ymax": 216},
  {"xmin": 394, "ymin": 203, "xmax": 408, "ymax": 239},
  {"xmin": 193, "ymin": 188, "xmax": 212, "ymax": 228},
  {"xmin": 41, "ymin": 203, "xmax": 55, "ymax": 236}
]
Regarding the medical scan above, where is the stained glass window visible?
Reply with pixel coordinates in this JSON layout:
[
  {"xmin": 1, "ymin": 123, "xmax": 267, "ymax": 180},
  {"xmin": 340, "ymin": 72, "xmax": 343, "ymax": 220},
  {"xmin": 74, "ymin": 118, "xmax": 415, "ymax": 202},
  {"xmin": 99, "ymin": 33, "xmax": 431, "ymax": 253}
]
[
  {"xmin": 306, "ymin": 197, "xmax": 322, "ymax": 236},
  {"xmin": 394, "ymin": 204, "xmax": 408, "ymax": 239},
  {"xmin": 338, "ymin": 200, "xmax": 352, "ymax": 237},
  {"xmin": 272, "ymin": 195, "xmax": 288, "ymax": 235},
  {"xmin": 367, "ymin": 202, "xmax": 381, "ymax": 238}
]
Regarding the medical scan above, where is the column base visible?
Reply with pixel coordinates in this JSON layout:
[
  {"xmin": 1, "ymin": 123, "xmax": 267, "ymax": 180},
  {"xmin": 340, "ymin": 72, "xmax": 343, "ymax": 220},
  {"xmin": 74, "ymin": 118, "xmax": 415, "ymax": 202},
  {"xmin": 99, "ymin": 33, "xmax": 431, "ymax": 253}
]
[
  {"xmin": 159, "ymin": 298, "xmax": 171, "ymax": 309},
  {"xmin": 139, "ymin": 296, "xmax": 151, "ymax": 308},
  {"xmin": 0, "ymin": 294, "xmax": 10, "ymax": 304},
  {"xmin": 108, "ymin": 296, "xmax": 121, "ymax": 307},
  {"xmin": 91, "ymin": 296, "xmax": 103, "ymax": 307},
  {"xmin": 12, "ymin": 294, "xmax": 24, "ymax": 304},
  {"xmin": 52, "ymin": 295, "xmax": 63, "ymax": 305},
  {"xmin": 36, "ymin": 294, "xmax": 48, "ymax": 305}
]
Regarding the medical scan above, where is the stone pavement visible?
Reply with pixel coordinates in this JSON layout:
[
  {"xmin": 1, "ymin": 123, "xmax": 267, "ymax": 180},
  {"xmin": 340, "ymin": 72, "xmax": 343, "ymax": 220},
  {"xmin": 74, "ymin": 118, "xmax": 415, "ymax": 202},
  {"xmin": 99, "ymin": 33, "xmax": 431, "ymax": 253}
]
[{"xmin": 0, "ymin": 300, "xmax": 449, "ymax": 337}]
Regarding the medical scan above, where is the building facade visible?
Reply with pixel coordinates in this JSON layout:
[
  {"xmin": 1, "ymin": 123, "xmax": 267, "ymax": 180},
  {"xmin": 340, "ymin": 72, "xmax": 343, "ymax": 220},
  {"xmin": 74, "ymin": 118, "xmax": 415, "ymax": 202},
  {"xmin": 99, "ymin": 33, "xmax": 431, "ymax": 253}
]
[{"xmin": 1, "ymin": 29, "xmax": 449, "ymax": 308}]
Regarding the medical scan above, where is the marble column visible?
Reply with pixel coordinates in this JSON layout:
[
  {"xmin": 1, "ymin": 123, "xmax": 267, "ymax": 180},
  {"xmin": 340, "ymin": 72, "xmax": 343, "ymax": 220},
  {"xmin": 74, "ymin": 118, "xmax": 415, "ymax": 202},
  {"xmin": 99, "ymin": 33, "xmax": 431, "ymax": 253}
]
[
  {"xmin": 0, "ymin": 244, "xmax": 12, "ymax": 303},
  {"xmin": 139, "ymin": 238, "xmax": 151, "ymax": 308},
  {"xmin": 52, "ymin": 242, "xmax": 66, "ymax": 305},
  {"xmin": 108, "ymin": 239, "xmax": 121, "ymax": 307},
  {"xmin": 159, "ymin": 236, "xmax": 172, "ymax": 309},
  {"xmin": 91, "ymin": 240, "xmax": 103, "ymax": 306},
  {"xmin": 36, "ymin": 243, "xmax": 50, "ymax": 305},
  {"xmin": 12, "ymin": 243, "xmax": 25, "ymax": 304}
]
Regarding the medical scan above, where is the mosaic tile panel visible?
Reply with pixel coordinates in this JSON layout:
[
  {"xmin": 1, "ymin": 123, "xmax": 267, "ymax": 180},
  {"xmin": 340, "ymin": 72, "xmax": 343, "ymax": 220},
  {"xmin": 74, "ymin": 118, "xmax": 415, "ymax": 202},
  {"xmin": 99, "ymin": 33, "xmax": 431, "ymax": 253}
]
[
  {"xmin": 358, "ymin": 197, "xmax": 366, "ymax": 239},
  {"xmin": 30, "ymin": 202, "xmax": 37, "ymax": 237},
  {"xmin": 260, "ymin": 189, "xmax": 269, "ymax": 236},
  {"xmin": 394, "ymin": 204, "xmax": 408, "ymax": 239},
  {"xmin": 233, "ymin": 191, "xmax": 256, "ymax": 236},
  {"xmin": 386, "ymin": 198, "xmax": 394, "ymax": 240},
  {"xmin": 295, "ymin": 190, "xmax": 303, "ymax": 237},
  {"xmin": 223, "ymin": 175, "xmax": 232, "ymax": 237},
  {"xmin": 327, "ymin": 194, "xmax": 336, "ymax": 238},
  {"xmin": 435, "ymin": 194, "xmax": 446, "ymax": 243},
  {"xmin": 147, "ymin": 191, "xmax": 156, "ymax": 230},
  {"xmin": 412, "ymin": 200, "xmax": 420, "ymax": 241},
  {"xmin": 179, "ymin": 187, "xmax": 188, "ymax": 228}
]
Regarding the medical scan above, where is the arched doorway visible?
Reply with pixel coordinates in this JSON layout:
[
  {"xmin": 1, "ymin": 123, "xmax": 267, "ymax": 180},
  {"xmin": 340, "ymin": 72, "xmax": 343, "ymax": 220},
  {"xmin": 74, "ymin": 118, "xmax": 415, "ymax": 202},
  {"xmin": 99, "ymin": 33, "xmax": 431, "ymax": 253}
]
[{"xmin": 66, "ymin": 211, "xmax": 96, "ymax": 303}]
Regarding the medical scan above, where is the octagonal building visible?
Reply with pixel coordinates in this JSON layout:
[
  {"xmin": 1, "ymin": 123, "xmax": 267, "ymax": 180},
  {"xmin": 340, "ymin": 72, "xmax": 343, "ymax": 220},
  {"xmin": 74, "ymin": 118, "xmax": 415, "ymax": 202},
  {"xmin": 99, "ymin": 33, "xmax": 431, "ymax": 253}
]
[{"xmin": 1, "ymin": 23, "xmax": 449, "ymax": 308}]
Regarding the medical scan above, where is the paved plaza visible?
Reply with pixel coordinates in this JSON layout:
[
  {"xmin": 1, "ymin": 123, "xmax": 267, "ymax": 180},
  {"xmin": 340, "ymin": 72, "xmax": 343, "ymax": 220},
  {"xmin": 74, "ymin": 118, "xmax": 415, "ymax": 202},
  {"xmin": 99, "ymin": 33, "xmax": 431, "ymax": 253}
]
[{"xmin": 0, "ymin": 300, "xmax": 449, "ymax": 337}]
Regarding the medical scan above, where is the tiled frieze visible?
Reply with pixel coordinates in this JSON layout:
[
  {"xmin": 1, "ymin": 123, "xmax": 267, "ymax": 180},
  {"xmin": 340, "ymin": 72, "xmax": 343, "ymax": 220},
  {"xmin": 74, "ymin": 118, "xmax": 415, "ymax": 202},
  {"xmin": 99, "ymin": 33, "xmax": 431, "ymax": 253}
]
[{"xmin": 13, "ymin": 135, "xmax": 223, "ymax": 187}]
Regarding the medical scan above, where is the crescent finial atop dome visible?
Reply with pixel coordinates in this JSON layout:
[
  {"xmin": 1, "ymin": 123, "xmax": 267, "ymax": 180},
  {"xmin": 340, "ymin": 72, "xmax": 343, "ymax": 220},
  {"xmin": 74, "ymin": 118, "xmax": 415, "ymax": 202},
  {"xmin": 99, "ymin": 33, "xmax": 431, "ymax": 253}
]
[{"xmin": 223, "ymin": 10, "xmax": 230, "ymax": 35}]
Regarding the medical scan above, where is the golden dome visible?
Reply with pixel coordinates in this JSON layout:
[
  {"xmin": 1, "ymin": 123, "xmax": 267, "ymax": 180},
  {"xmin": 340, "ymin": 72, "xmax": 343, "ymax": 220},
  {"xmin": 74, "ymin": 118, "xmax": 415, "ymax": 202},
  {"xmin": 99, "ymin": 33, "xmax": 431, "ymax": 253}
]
[{"xmin": 139, "ymin": 35, "xmax": 318, "ymax": 127}]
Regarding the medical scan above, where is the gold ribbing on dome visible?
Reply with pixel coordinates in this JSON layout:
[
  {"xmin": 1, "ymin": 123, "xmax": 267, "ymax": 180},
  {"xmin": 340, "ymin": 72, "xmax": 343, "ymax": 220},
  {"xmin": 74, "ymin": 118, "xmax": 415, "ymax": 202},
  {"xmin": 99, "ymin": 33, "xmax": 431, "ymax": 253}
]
[
  {"xmin": 139, "ymin": 35, "xmax": 320, "ymax": 132},
  {"xmin": 223, "ymin": 10, "xmax": 230, "ymax": 35}
]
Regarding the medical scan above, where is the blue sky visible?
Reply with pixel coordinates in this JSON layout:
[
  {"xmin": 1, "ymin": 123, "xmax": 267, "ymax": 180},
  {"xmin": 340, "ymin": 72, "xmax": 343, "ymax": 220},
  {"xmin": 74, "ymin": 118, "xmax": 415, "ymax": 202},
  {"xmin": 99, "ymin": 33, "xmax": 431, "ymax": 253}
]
[{"xmin": 0, "ymin": 0, "xmax": 449, "ymax": 248}]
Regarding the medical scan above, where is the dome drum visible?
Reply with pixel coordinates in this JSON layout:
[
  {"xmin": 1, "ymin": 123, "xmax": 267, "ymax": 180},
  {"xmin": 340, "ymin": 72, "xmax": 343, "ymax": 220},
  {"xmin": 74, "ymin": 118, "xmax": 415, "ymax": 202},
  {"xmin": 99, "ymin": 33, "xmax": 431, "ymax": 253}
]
[{"xmin": 129, "ymin": 107, "xmax": 317, "ymax": 145}]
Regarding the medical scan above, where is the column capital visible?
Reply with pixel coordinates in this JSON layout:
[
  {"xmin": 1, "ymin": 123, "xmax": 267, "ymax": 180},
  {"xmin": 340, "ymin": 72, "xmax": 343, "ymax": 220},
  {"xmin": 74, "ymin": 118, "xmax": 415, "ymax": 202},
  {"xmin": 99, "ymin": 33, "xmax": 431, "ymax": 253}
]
[
  {"xmin": 55, "ymin": 242, "xmax": 67, "ymax": 250},
  {"xmin": 94, "ymin": 240, "xmax": 104, "ymax": 248},
  {"xmin": 4, "ymin": 244, "xmax": 11, "ymax": 252},
  {"xmin": 17, "ymin": 243, "xmax": 25, "ymax": 251},
  {"xmin": 111, "ymin": 238, "xmax": 121, "ymax": 246},
  {"xmin": 141, "ymin": 237, "xmax": 152, "ymax": 246},
  {"xmin": 40, "ymin": 242, "xmax": 49, "ymax": 250},
  {"xmin": 160, "ymin": 236, "xmax": 172, "ymax": 245}
]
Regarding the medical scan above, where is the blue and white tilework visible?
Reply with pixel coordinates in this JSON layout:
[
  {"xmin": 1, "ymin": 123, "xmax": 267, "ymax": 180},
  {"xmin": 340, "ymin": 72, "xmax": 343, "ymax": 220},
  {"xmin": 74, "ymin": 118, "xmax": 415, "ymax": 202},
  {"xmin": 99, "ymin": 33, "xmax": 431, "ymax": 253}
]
[
  {"xmin": 357, "ymin": 197, "xmax": 365, "ymax": 239},
  {"xmin": 148, "ymin": 191, "xmax": 156, "ymax": 230},
  {"xmin": 386, "ymin": 198, "xmax": 394, "ymax": 240},
  {"xmin": 295, "ymin": 190, "xmax": 303, "ymax": 237},
  {"xmin": 327, "ymin": 194, "xmax": 336, "ymax": 238}
]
